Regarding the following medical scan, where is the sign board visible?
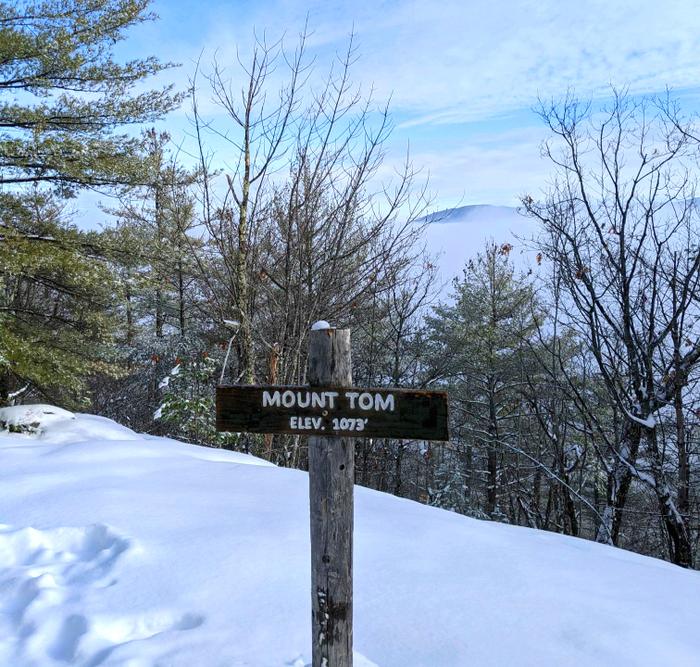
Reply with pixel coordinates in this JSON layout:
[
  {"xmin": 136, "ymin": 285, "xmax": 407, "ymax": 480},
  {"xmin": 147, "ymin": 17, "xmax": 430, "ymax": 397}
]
[{"xmin": 217, "ymin": 384, "xmax": 449, "ymax": 441}]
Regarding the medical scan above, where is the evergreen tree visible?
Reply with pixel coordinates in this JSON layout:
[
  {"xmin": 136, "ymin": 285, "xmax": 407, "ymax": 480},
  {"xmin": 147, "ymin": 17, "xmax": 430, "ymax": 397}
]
[
  {"xmin": 426, "ymin": 243, "xmax": 538, "ymax": 518},
  {"xmin": 0, "ymin": 190, "xmax": 117, "ymax": 404},
  {"xmin": 107, "ymin": 130, "xmax": 202, "ymax": 341},
  {"xmin": 0, "ymin": 0, "xmax": 179, "ymax": 191},
  {"xmin": 0, "ymin": 0, "xmax": 180, "ymax": 405},
  {"xmin": 89, "ymin": 131, "xmax": 209, "ymax": 429},
  {"xmin": 155, "ymin": 353, "xmax": 237, "ymax": 448}
]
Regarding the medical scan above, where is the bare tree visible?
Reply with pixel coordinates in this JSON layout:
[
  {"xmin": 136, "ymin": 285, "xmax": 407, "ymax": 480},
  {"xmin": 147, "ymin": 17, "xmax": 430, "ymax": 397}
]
[
  {"xmin": 524, "ymin": 90, "xmax": 700, "ymax": 566},
  {"xmin": 191, "ymin": 31, "xmax": 430, "ymax": 460},
  {"xmin": 192, "ymin": 32, "xmax": 307, "ymax": 383}
]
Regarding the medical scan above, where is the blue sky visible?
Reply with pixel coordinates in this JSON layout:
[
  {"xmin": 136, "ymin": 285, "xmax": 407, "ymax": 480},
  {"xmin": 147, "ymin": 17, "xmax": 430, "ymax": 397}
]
[{"xmin": 115, "ymin": 0, "xmax": 700, "ymax": 210}]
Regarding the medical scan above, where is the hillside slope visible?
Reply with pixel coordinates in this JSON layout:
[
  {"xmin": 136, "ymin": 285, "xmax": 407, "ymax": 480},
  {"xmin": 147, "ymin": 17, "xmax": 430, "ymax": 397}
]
[{"xmin": 1, "ymin": 406, "xmax": 699, "ymax": 666}]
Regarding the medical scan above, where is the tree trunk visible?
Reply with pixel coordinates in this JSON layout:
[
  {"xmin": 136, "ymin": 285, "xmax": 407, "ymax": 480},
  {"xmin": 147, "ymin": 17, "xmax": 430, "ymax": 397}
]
[
  {"xmin": 647, "ymin": 428, "xmax": 693, "ymax": 567},
  {"xmin": 178, "ymin": 260, "xmax": 186, "ymax": 336},
  {"xmin": 125, "ymin": 284, "xmax": 135, "ymax": 346},
  {"xmin": 231, "ymin": 137, "xmax": 254, "ymax": 383},
  {"xmin": 394, "ymin": 442, "xmax": 404, "ymax": 495},
  {"xmin": 155, "ymin": 184, "xmax": 164, "ymax": 338},
  {"xmin": 595, "ymin": 420, "xmax": 641, "ymax": 545},
  {"xmin": 0, "ymin": 368, "xmax": 10, "ymax": 407},
  {"xmin": 486, "ymin": 382, "xmax": 499, "ymax": 517}
]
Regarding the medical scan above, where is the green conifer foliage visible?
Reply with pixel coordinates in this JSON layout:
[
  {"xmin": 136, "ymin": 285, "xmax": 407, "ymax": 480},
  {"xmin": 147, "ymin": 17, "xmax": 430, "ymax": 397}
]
[
  {"xmin": 0, "ymin": 1, "xmax": 180, "ymax": 404},
  {"xmin": 157, "ymin": 355, "xmax": 238, "ymax": 448},
  {"xmin": 0, "ymin": 191, "xmax": 117, "ymax": 404},
  {"xmin": 0, "ymin": 0, "xmax": 180, "ymax": 192}
]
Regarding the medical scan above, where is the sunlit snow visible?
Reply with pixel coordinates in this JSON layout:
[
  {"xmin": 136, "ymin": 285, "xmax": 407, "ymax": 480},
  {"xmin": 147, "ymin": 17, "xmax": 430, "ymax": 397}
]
[{"xmin": 1, "ymin": 408, "xmax": 699, "ymax": 666}]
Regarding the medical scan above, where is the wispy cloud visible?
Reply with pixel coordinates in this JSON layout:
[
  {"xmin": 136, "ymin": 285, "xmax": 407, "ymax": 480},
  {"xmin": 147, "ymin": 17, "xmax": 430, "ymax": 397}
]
[
  {"xmin": 175, "ymin": 0, "xmax": 700, "ymax": 126},
  {"xmin": 139, "ymin": 0, "xmax": 700, "ymax": 125},
  {"xmin": 380, "ymin": 125, "xmax": 550, "ymax": 207},
  {"xmin": 121, "ymin": 0, "xmax": 700, "ymax": 210}
]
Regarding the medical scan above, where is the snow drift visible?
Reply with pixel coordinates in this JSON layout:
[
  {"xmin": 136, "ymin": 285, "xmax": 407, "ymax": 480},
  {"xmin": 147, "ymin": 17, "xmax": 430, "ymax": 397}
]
[{"xmin": 1, "ymin": 407, "xmax": 699, "ymax": 666}]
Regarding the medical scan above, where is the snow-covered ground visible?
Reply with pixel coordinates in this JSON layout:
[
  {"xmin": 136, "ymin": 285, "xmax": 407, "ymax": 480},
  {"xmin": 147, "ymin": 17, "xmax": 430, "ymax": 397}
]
[{"xmin": 2, "ymin": 406, "xmax": 699, "ymax": 666}]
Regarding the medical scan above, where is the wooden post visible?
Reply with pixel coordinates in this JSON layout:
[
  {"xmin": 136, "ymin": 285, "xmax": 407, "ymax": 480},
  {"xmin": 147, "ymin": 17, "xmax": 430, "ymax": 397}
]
[
  {"xmin": 217, "ymin": 327, "xmax": 447, "ymax": 667},
  {"xmin": 308, "ymin": 327, "xmax": 353, "ymax": 667}
]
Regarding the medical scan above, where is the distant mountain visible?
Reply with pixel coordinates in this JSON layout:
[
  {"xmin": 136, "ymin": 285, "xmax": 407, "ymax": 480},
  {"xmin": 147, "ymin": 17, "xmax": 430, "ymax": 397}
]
[
  {"xmin": 420, "ymin": 204, "xmax": 540, "ymax": 291},
  {"xmin": 419, "ymin": 204, "xmax": 522, "ymax": 225}
]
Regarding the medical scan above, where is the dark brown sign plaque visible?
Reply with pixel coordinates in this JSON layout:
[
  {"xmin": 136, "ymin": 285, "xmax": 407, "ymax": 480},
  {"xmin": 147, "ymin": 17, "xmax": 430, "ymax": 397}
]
[{"xmin": 216, "ymin": 384, "xmax": 449, "ymax": 441}]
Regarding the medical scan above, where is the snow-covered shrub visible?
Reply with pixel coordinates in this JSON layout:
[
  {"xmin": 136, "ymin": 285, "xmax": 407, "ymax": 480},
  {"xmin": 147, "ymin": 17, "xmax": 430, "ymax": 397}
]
[
  {"xmin": 0, "ymin": 405, "xmax": 75, "ymax": 435},
  {"xmin": 156, "ymin": 355, "xmax": 237, "ymax": 448}
]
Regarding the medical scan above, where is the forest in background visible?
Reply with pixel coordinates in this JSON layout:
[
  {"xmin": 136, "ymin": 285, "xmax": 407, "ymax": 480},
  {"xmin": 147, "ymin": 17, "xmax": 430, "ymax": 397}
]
[{"xmin": 3, "ymin": 1, "xmax": 700, "ymax": 570}]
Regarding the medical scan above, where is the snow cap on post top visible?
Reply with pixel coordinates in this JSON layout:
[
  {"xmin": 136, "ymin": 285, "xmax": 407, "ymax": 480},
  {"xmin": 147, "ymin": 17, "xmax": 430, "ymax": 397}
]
[{"xmin": 311, "ymin": 320, "xmax": 331, "ymax": 331}]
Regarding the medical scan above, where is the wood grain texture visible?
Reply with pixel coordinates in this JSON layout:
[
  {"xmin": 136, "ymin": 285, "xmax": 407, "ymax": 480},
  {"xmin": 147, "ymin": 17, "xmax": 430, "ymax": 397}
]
[
  {"xmin": 216, "ymin": 385, "xmax": 449, "ymax": 441},
  {"xmin": 308, "ymin": 328, "xmax": 353, "ymax": 667}
]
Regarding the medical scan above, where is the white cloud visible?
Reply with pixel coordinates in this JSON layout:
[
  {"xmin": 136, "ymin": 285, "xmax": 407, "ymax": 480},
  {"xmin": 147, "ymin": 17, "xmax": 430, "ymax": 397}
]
[
  {"xmin": 139, "ymin": 0, "xmax": 700, "ymax": 131},
  {"xmin": 175, "ymin": 0, "xmax": 700, "ymax": 125},
  {"xmin": 378, "ymin": 125, "xmax": 550, "ymax": 207},
  {"xmin": 116, "ymin": 0, "xmax": 700, "ymax": 213}
]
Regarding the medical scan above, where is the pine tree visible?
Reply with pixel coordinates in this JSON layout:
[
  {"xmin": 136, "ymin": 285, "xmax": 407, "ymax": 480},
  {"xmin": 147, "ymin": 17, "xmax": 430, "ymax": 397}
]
[
  {"xmin": 0, "ymin": 0, "xmax": 179, "ymax": 192},
  {"xmin": 155, "ymin": 354, "xmax": 237, "ymax": 448},
  {"xmin": 87, "ymin": 130, "xmax": 210, "ymax": 429},
  {"xmin": 426, "ymin": 243, "xmax": 538, "ymax": 518},
  {"xmin": 107, "ymin": 130, "xmax": 202, "ymax": 341},
  {"xmin": 0, "ymin": 190, "xmax": 117, "ymax": 404},
  {"xmin": 0, "ymin": 0, "xmax": 180, "ymax": 405}
]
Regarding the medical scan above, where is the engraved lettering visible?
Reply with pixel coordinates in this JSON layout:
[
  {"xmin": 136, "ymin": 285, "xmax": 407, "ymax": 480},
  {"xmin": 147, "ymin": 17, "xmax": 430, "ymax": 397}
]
[
  {"xmin": 282, "ymin": 390, "xmax": 296, "ymax": 408},
  {"xmin": 311, "ymin": 392, "xmax": 326, "ymax": 409},
  {"xmin": 375, "ymin": 393, "xmax": 395, "ymax": 412},
  {"xmin": 358, "ymin": 392, "xmax": 374, "ymax": 410},
  {"xmin": 263, "ymin": 390, "xmax": 281, "ymax": 408}
]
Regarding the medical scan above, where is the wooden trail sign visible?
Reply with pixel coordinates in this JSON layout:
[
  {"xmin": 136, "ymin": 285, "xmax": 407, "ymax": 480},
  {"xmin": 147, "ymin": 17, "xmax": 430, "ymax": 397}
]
[
  {"xmin": 216, "ymin": 326, "xmax": 449, "ymax": 667},
  {"xmin": 216, "ymin": 385, "xmax": 449, "ymax": 441}
]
